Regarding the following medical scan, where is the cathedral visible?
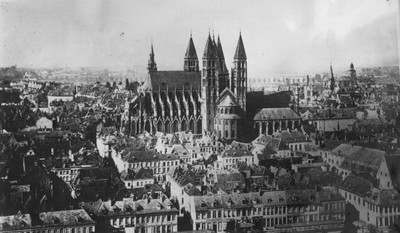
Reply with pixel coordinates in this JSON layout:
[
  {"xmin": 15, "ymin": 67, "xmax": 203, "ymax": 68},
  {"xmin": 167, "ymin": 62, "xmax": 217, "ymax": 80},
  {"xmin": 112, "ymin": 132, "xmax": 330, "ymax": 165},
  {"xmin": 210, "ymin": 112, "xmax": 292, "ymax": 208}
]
[{"xmin": 128, "ymin": 32, "xmax": 247, "ymax": 140}]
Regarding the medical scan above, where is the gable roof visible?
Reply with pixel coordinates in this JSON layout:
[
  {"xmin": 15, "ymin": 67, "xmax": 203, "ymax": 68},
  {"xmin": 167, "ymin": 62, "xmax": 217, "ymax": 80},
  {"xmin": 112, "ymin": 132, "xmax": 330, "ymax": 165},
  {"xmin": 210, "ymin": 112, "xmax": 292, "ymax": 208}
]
[
  {"xmin": 254, "ymin": 108, "xmax": 300, "ymax": 121},
  {"xmin": 218, "ymin": 88, "xmax": 238, "ymax": 107}
]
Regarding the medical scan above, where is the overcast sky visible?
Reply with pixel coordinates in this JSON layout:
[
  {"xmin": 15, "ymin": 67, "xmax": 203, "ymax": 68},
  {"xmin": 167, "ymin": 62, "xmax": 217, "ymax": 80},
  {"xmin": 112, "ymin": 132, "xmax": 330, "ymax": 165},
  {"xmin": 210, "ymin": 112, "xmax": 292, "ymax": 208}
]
[{"xmin": 0, "ymin": 0, "xmax": 399, "ymax": 77}]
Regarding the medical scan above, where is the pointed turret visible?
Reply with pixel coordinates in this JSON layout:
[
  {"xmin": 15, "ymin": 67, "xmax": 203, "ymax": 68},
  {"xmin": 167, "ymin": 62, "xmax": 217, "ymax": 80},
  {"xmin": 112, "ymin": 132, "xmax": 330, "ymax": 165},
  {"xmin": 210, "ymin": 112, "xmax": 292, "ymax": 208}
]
[
  {"xmin": 185, "ymin": 36, "xmax": 198, "ymax": 59},
  {"xmin": 184, "ymin": 34, "xmax": 199, "ymax": 72},
  {"xmin": 148, "ymin": 43, "xmax": 157, "ymax": 73},
  {"xmin": 234, "ymin": 33, "xmax": 247, "ymax": 60},
  {"xmin": 330, "ymin": 64, "xmax": 335, "ymax": 92}
]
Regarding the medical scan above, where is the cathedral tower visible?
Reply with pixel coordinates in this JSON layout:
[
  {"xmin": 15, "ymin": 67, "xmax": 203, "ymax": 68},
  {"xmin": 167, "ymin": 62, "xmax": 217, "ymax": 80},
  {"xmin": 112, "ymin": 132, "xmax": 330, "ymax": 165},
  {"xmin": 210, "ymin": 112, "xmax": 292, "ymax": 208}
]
[
  {"xmin": 201, "ymin": 34, "xmax": 219, "ymax": 133},
  {"xmin": 147, "ymin": 43, "xmax": 157, "ymax": 73},
  {"xmin": 349, "ymin": 62, "xmax": 357, "ymax": 85},
  {"xmin": 184, "ymin": 34, "xmax": 199, "ymax": 72},
  {"xmin": 231, "ymin": 33, "xmax": 247, "ymax": 115},
  {"xmin": 216, "ymin": 35, "xmax": 229, "ymax": 93}
]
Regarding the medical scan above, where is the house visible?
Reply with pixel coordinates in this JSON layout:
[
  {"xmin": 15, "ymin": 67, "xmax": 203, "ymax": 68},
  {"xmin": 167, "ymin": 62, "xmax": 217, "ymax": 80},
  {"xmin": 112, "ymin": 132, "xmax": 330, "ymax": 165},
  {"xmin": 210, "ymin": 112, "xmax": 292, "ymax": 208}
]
[
  {"xmin": 121, "ymin": 167, "xmax": 154, "ymax": 189},
  {"xmin": 339, "ymin": 175, "xmax": 400, "ymax": 231},
  {"xmin": 187, "ymin": 187, "xmax": 344, "ymax": 233},
  {"xmin": 112, "ymin": 149, "xmax": 179, "ymax": 183},
  {"xmin": 83, "ymin": 197, "xmax": 178, "ymax": 233},
  {"xmin": 0, "ymin": 212, "xmax": 32, "ymax": 232},
  {"xmin": 333, "ymin": 144, "xmax": 393, "ymax": 190},
  {"xmin": 36, "ymin": 117, "xmax": 53, "ymax": 130},
  {"xmin": 216, "ymin": 149, "xmax": 254, "ymax": 169},
  {"xmin": 272, "ymin": 130, "xmax": 309, "ymax": 154}
]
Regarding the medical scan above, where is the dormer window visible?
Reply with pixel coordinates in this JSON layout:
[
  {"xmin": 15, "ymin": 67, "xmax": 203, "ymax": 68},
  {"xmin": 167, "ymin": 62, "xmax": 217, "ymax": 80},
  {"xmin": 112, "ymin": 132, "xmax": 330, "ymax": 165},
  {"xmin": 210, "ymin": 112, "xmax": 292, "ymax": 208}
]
[
  {"xmin": 213, "ymin": 200, "xmax": 218, "ymax": 207},
  {"xmin": 242, "ymin": 199, "xmax": 248, "ymax": 205},
  {"xmin": 201, "ymin": 202, "xmax": 207, "ymax": 208},
  {"xmin": 279, "ymin": 198, "xmax": 284, "ymax": 202},
  {"xmin": 268, "ymin": 198, "xmax": 272, "ymax": 203}
]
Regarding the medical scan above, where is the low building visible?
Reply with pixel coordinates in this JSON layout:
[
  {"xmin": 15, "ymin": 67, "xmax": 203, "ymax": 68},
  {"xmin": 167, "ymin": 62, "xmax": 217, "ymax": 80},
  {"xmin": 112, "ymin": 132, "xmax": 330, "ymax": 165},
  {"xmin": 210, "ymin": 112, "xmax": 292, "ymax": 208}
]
[
  {"xmin": 216, "ymin": 149, "xmax": 254, "ymax": 169},
  {"xmin": 35, "ymin": 209, "xmax": 95, "ymax": 233},
  {"xmin": 339, "ymin": 175, "xmax": 400, "ymax": 232},
  {"xmin": 113, "ymin": 150, "xmax": 179, "ymax": 183},
  {"xmin": 0, "ymin": 209, "xmax": 95, "ymax": 233},
  {"xmin": 36, "ymin": 117, "xmax": 53, "ymax": 131},
  {"xmin": 121, "ymin": 167, "xmax": 154, "ymax": 189},
  {"xmin": 51, "ymin": 165, "xmax": 98, "ymax": 183},
  {"xmin": 254, "ymin": 108, "xmax": 301, "ymax": 135},
  {"xmin": 186, "ymin": 186, "xmax": 344, "ymax": 233},
  {"xmin": 334, "ymin": 144, "xmax": 392, "ymax": 189},
  {"xmin": 84, "ymin": 197, "xmax": 178, "ymax": 233},
  {"xmin": 272, "ymin": 130, "xmax": 309, "ymax": 153},
  {"xmin": 0, "ymin": 212, "xmax": 32, "ymax": 232}
]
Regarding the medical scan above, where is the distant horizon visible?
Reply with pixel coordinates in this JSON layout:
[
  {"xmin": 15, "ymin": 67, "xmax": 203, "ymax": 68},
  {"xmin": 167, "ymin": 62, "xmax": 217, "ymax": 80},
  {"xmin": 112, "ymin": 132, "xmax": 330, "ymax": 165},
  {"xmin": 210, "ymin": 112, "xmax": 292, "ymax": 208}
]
[{"xmin": 1, "ymin": 0, "xmax": 399, "ymax": 77}]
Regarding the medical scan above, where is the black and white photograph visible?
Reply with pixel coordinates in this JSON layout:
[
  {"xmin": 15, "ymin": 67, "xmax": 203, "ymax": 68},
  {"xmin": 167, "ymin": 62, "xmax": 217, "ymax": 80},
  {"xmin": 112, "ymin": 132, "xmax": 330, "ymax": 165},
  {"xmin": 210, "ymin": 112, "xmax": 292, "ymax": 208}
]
[{"xmin": 0, "ymin": 0, "xmax": 400, "ymax": 232}]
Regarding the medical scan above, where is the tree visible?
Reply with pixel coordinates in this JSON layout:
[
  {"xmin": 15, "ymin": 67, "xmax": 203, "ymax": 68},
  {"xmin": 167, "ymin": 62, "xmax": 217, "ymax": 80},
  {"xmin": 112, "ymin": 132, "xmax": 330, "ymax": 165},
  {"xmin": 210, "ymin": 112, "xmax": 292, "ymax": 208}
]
[
  {"xmin": 105, "ymin": 82, "xmax": 111, "ymax": 88},
  {"xmin": 112, "ymin": 81, "xmax": 117, "ymax": 89}
]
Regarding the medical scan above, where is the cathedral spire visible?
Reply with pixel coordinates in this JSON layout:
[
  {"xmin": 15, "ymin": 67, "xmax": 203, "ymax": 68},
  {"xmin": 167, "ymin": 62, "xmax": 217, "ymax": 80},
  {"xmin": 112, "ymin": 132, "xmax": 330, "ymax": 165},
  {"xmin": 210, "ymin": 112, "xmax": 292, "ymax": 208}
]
[
  {"xmin": 148, "ymin": 42, "xmax": 157, "ymax": 72},
  {"xmin": 216, "ymin": 35, "xmax": 225, "ymax": 61},
  {"xmin": 184, "ymin": 33, "xmax": 199, "ymax": 72},
  {"xmin": 203, "ymin": 34, "xmax": 217, "ymax": 59},
  {"xmin": 185, "ymin": 35, "xmax": 198, "ymax": 59},
  {"xmin": 234, "ymin": 33, "xmax": 247, "ymax": 60}
]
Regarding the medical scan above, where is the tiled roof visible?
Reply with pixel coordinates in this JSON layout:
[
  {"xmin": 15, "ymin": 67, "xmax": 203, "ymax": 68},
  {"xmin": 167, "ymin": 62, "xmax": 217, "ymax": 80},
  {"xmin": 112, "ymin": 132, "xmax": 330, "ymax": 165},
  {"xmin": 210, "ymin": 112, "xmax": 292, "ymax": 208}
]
[
  {"xmin": 39, "ymin": 209, "xmax": 94, "ymax": 227},
  {"xmin": 122, "ymin": 150, "xmax": 179, "ymax": 163},
  {"xmin": 89, "ymin": 197, "xmax": 177, "ymax": 217},
  {"xmin": 221, "ymin": 149, "xmax": 252, "ymax": 158},
  {"xmin": 333, "ymin": 144, "xmax": 385, "ymax": 172},
  {"xmin": 339, "ymin": 175, "xmax": 374, "ymax": 197},
  {"xmin": 0, "ymin": 213, "xmax": 32, "ymax": 231},
  {"xmin": 141, "ymin": 71, "xmax": 201, "ymax": 91},
  {"xmin": 254, "ymin": 108, "xmax": 300, "ymax": 121},
  {"xmin": 121, "ymin": 167, "xmax": 153, "ymax": 181},
  {"xmin": 273, "ymin": 130, "xmax": 307, "ymax": 143}
]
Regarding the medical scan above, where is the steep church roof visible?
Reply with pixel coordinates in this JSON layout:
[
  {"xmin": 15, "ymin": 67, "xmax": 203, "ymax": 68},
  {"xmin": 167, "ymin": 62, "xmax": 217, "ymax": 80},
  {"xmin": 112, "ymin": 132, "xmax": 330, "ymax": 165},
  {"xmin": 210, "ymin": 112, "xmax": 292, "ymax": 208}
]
[
  {"xmin": 141, "ymin": 71, "xmax": 201, "ymax": 91},
  {"xmin": 185, "ymin": 36, "xmax": 198, "ymax": 59},
  {"xmin": 234, "ymin": 33, "xmax": 247, "ymax": 60}
]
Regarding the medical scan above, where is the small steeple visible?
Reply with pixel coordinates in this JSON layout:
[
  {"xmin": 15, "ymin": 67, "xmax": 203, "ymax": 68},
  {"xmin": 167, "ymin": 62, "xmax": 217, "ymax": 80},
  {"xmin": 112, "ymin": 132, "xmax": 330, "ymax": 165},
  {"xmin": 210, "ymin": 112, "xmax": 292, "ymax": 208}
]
[
  {"xmin": 234, "ymin": 33, "xmax": 247, "ymax": 60},
  {"xmin": 147, "ymin": 42, "xmax": 157, "ymax": 72},
  {"xmin": 350, "ymin": 62, "xmax": 354, "ymax": 69},
  {"xmin": 330, "ymin": 63, "xmax": 335, "ymax": 92}
]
